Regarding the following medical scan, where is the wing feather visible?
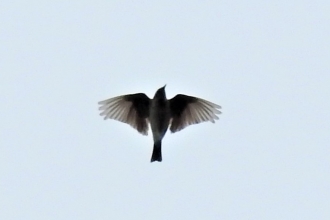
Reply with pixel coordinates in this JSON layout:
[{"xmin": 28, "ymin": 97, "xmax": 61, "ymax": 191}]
[
  {"xmin": 169, "ymin": 94, "xmax": 221, "ymax": 133},
  {"xmin": 98, "ymin": 93, "xmax": 151, "ymax": 135}
]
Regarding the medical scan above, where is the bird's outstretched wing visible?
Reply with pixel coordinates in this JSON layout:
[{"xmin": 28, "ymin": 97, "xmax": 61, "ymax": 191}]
[
  {"xmin": 169, "ymin": 94, "xmax": 221, "ymax": 133},
  {"xmin": 98, "ymin": 93, "xmax": 151, "ymax": 135}
]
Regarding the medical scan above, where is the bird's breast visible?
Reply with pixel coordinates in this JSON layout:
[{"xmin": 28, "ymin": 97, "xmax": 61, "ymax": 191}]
[{"xmin": 149, "ymin": 101, "xmax": 171, "ymax": 138}]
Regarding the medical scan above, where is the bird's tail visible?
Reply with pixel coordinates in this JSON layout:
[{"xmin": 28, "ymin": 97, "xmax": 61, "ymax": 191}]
[{"xmin": 151, "ymin": 141, "xmax": 162, "ymax": 162}]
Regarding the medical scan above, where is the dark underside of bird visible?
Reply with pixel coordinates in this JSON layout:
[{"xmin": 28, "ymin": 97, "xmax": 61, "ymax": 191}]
[{"xmin": 98, "ymin": 85, "xmax": 221, "ymax": 163}]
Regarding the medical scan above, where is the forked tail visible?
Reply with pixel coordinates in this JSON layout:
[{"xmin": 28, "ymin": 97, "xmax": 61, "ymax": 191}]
[{"xmin": 151, "ymin": 141, "xmax": 162, "ymax": 162}]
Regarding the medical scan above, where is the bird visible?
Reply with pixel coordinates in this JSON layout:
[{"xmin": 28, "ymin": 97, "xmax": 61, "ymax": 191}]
[{"xmin": 98, "ymin": 85, "xmax": 221, "ymax": 162}]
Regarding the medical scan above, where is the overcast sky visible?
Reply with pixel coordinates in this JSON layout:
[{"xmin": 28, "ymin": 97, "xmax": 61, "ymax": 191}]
[{"xmin": 1, "ymin": 1, "xmax": 330, "ymax": 219}]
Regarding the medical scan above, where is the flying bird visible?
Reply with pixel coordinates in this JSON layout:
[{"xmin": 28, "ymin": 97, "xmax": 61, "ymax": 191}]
[{"xmin": 98, "ymin": 85, "xmax": 221, "ymax": 162}]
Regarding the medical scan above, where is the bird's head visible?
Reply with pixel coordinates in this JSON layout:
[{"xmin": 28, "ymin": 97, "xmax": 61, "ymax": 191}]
[{"xmin": 154, "ymin": 85, "xmax": 167, "ymax": 100}]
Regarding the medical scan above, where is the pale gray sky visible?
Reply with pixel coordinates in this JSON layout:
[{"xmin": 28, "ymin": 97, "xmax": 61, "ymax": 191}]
[{"xmin": 1, "ymin": 1, "xmax": 329, "ymax": 219}]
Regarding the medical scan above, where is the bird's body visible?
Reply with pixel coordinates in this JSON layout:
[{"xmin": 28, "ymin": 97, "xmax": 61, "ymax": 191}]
[
  {"xmin": 150, "ymin": 90, "xmax": 170, "ymax": 142},
  {"xmin": 149, "ymin": 87, "xmax": 171, "ymax": 161},
  {"xmin": 98, "ymin": 85, "xmax": 221, "ymax": 162}
]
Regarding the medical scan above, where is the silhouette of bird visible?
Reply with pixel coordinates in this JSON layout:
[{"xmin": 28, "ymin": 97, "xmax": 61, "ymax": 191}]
[{"xmin": 98, "ymin": 85, "xmax": 221, "ymax": 162}]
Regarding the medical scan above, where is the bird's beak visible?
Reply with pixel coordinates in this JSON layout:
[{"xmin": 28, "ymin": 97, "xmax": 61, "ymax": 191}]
[{"xmin": 163, "ymin": 84, "xmax": 166, "ymax": 89}]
